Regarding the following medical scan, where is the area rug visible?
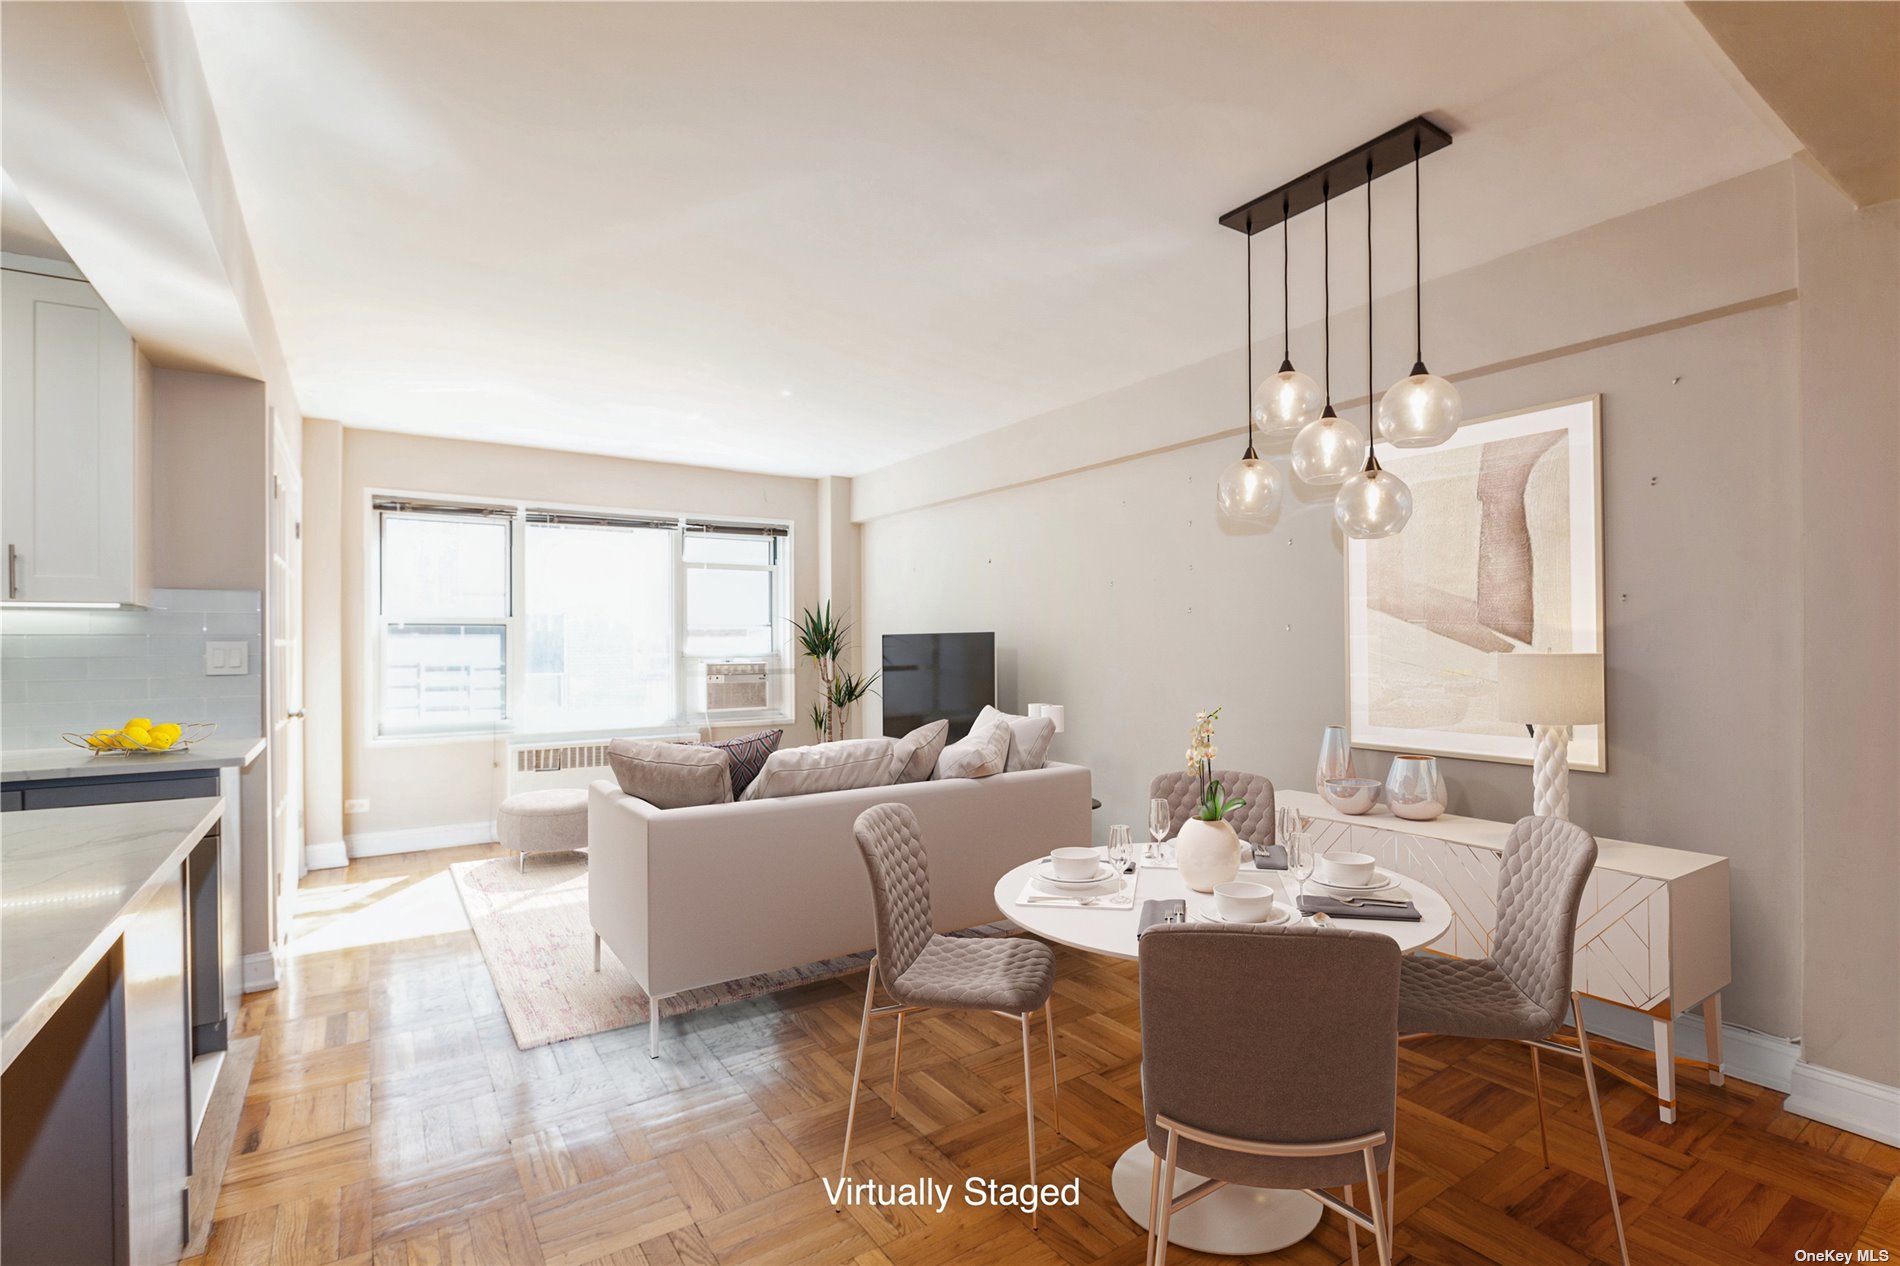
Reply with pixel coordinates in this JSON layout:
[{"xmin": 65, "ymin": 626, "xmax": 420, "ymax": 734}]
[{"xmin": 450, "ymin": 853, "xmax": 1009, "ymax": 1050}]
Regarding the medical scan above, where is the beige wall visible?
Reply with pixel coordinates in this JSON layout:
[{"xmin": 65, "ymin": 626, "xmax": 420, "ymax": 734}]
[
  {"xmin": 1794, "ymin": 165, "xmax": 1900, "ymax": 1086},
  {"xmin": 859, "ymin": 160, "xmax": 1896, "ymax": 1059},
  {"xmin": 323, "ymin": 429, "xmax": 827, "ymax": 840},
  {"xmin": 302, "ymin": 419, "xmax": 346, "ymax": 859}
]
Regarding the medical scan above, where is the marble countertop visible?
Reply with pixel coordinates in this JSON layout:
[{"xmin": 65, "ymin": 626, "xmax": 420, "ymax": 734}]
[
  {"xmin": 1, "ymin": 736, "xmax": 266, "ymax": 782},
  {"xmin": 1, "ymin": 796, "xmax": 224, "ymax": 1071}
]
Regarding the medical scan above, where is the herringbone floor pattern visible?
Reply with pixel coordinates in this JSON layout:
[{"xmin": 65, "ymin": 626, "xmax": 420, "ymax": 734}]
[{"xmin": 186, "ymin": 845, "xmax": 1899, "ymax": 1266}]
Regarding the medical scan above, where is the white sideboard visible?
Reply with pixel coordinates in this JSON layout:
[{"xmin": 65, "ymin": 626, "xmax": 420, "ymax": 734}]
[{"xmin": 1280, "ymin": 790, "xmax": 1731, "ymax": 1123}]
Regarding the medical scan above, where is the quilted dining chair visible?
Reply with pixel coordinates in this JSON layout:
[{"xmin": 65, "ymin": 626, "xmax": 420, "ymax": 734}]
[
  {"xmin": 1139, "ymin": 921, "xmax": 1402, "ymax": 1266},
  {"xmin": 1149, "ymin": 769, "xmax": 1276, "ymax": 850},
  {"xmin": 838, "ymin": 803, "xmax": 1060, "ymax": 1226},
  {"xmin": 1396, "ymin": 815, "xmax": 1630, "ymax": 1266}
]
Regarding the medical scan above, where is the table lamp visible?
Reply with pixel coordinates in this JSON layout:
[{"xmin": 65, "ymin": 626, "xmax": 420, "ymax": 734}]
[
  {"xmin": 1495, "ymin": 652, "xmax": 1603, "ymax": 820},
  {"xmin": 1027, "ymin": 703, "xmax": 1066, "ymax": 733}
]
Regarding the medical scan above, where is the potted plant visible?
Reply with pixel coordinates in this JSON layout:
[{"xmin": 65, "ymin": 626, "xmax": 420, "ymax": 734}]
[
  {"xmin": 1175, "ymin": 707, "xmax": 1249, "ymax": 892},
  {"xmin": 791, "ymin": 602, "xmax": 879, "ymax": 742}
]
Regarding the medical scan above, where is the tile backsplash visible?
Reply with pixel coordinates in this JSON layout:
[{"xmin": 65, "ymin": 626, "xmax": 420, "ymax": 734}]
[{"xmin": 1, "ymin": 589, "xmax": 264, "ymax": 751}]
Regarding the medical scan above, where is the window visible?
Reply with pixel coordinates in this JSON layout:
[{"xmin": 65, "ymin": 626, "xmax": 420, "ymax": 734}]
[{"xmin": 372, "ymin": 499, "xmax": 790, "ymax": 739}]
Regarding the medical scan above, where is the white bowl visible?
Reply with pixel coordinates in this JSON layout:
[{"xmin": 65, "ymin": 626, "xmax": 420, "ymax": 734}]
[
  {"xmin": 1317, "ymin": 851, "xmax": 1377, "ymax": 887},
  {"xmin": 1321, "ymin": 777, "xmax": 1383, "ymax": 815},
  {"xmin": 1050, "ymin": 847, "xmax": 1100, "ymax": 881},
  {"xmin": 1213, "ymin": 880, "xmax": 1279, "ymax": 923}
]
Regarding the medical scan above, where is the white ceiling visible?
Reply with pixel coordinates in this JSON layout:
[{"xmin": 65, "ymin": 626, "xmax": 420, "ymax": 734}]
[{"xmin": 183, "ymin": 2, "xmax": 1791, "ymax": 478}]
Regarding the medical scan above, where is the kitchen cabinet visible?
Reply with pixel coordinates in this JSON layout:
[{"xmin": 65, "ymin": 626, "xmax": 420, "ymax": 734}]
[
  {"xmin": 1, "ymin": 268, "xmax": 147, "ymax": 605},
  {"xmin": 119, "ymin": 867, "xmax": 191, "ymax": 1266}
]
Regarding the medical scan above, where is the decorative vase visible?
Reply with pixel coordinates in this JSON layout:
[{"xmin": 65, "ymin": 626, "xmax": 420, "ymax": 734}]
[
  {"xmin": 1384, "ymin": 755, "xmax": 1447, "ymax": 821},
  {"xmin": 1316, "ymin": 724, "xmax": 1355, "ymax": 793},
  {"xmin": 1175, "ymin": 817, "xmax": 1243, "ymax": 893}
]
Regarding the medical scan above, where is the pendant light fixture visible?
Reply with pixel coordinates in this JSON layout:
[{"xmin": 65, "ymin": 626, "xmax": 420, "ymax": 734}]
[
  {"xmin": 1217, "ymin": 218, "xmax": 1282, "ymax": 522},
  {"xmin": 1376, "ymin": 131, "xmax": 1460, "ymax": 448},
  {"xmin": 1253, "ymin": 196, "xmax": 1322, "ymax": 438},
  {"xmin": 1336, "ymin": 155, "xmax": 1414, "ymax": 539},
  {"xmin": 1290, "ymin": 180, "xmax": 1367, "ymax": 486}
]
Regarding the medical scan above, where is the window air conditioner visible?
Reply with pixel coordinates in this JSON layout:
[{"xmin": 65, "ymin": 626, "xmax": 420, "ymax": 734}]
[{"xmin": 706, "ymin": 661, "xmax": 770, "ymax": 712}]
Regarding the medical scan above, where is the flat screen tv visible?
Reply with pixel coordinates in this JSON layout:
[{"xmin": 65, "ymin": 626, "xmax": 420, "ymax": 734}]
[{"xmin": 882, "ymin": 632, "xmax": 996, "ymax": 742}]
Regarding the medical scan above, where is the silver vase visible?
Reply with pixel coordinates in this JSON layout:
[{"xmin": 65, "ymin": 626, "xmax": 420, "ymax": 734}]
[
  {"xmin": 1316, "ymin": 725, "xmax": 1355, "ymax": 794},
  {"xmin": 1384, "ymin": 755, "xmax": 1447, "ymax": 820}
]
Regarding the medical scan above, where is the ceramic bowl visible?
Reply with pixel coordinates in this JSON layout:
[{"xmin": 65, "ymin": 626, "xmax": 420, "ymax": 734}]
[
  {"xmin": 1213, "ymin": 880, "xmax": 1279, "ymax": 922},
  {"xmin": 1317, "ymin": 851, "xmax": 1378, "ymax": 887},
  {"xmin": 1050, "ymin": 847, "xmax": 1100, "ymax": 881},
  {"xmin": 1321, "ymin": 776, "xmax": 1384, "ymax": 815}
]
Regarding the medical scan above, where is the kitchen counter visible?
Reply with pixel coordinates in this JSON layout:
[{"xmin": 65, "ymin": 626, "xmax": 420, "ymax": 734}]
[
  {"xmin": 0, "ymin": 796, "xmax": 223, "ymax": 1071},
  {"xmin": 1, "ymin": 736, "xmax": 266, "ymax": 782}
]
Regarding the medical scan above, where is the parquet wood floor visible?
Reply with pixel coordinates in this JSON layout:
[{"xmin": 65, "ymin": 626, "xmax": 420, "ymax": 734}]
[{"xmin": 186, "ymin": 845, "xmax": 1899, "ymax": 1266}]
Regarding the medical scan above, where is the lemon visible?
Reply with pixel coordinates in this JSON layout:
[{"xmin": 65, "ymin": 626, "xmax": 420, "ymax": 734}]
[
  {"xmin": 85, "ymin": 734, "xmax": 111, "ymax": 750},
  {"xmin": 126, "ymin": 717, "xmax": 153, "ymax": 731},
  {"xmin": 145, "ymin": 732, "xmax": 175, "ymax": 750},
  {"xmin": 155, "ymin": 722, "xmax": 182, "ymax": 739},
  {"xmin": 121, "ymin": 725, "xmax": 153, "ymax": 748}
]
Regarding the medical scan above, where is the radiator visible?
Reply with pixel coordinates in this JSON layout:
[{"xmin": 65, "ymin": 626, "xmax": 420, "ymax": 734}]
[{"xmin": 504, "ymin": 733, "xmax": 700, "ymax": 797}]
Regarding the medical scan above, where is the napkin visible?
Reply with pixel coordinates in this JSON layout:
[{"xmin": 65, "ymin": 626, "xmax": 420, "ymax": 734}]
[
  {"xmin": 1136, "ymin": 899, "xmax": 1187, "ymax": 936},
  {"xmin": 1250, "ymin": 844, "xmax": 1288, "ymax": 871},
  {"xmin": 1295, "ymin": 894, "xmax": 1421, "ymax": 921}
]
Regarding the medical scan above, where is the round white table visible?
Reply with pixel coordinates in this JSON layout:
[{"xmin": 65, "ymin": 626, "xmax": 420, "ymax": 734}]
[{"xmin": 994, "ymin": 854, "xmax": 1452, "ymax": 1257}]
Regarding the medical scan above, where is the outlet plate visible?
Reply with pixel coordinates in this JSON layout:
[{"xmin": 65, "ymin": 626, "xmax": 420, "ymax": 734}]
[
  {"xmin": 344, "ymin": 799, "xmax": 369, "ymax": 815},
  {"xmin": 205, "ymin": 641, "xmax": 249, "ymax": 676}
]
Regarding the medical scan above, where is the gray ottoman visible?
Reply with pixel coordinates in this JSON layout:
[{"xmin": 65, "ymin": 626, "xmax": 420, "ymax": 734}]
[{"xmin": 496, "ymin": 787, "xmax": 588, "ymax": 870}]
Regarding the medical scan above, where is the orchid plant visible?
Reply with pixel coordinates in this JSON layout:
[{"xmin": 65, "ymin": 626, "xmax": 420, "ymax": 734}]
[{"xmin": 1186, "ymin": 706, "xmax": 1246, "ymax": 822}]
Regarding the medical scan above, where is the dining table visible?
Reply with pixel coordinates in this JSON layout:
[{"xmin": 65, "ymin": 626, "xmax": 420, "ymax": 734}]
[{"xmin": 993, "ymin": 847, "xmax": 1454, "ymax": 1257}]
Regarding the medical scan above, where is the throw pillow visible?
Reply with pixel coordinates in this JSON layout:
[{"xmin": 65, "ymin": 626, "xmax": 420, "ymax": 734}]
[
  {"xmin": 742, "ymin": 736, "xmax": 898, "ymax": 800},
  {"xmin": 607, "ymin": 739, "xmax": 733, "ymax": 808},
  {"xmin": 973, "ymin": 705, "xmax": 1057, "ymax": 772},
  {"xmin": 707, "ymin": 728, "xmax": 782, "ymax": 798},
  {"xmin": 935, "ymin": 719, "xmax": 1011, "ymax": 779},
  {"xmin": 888, "ymin": 719, "xmax": 950, "ymax": 784}
]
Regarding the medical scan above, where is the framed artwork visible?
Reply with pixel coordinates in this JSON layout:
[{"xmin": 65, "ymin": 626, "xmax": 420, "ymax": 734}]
[{"xmin": 1345, "ymin": 395, "xmax": 1604, "ymax": 769}]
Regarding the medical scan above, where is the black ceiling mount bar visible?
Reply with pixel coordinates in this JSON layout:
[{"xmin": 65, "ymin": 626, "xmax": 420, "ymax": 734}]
[{"xmin": 1218, "ymin": 116, "xmax": 1451, "ymax": 234}]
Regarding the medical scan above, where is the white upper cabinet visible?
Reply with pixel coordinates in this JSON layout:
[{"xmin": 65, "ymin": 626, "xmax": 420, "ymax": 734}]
[{"xmin": 2, "ymin": 269, "xmax": 148, "ymax": 604}]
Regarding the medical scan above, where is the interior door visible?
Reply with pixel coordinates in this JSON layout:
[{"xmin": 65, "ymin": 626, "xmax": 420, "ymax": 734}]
[{"xmin": 269, "ymin": 428, "xmax": 304, "ymax": 944}]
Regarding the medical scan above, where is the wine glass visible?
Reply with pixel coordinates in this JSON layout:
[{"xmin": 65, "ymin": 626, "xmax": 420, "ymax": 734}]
[
  {"xmin": 1286, "ymin": 831, "xmax": 1316, "ymax": 903},
  {"xmin": 1106, "ymin": 824, "xmax": 1133, "ymax": 874},
  {"xmin": 1148, "ymin": 797, "xmax": 1172, "ymax": 863}
]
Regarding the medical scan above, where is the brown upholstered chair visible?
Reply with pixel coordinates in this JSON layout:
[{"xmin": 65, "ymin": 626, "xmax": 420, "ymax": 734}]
[
  {"xmin": 1396, "ymin": 815, "xmax": 1630, "ymax": 1266},
  {"xmin": 1149, "ymin": 769, "xmax": 1276, "ymax": 851},
  {"xmin": 838, "ymin": 803, "xmax": 1060, "ymax": 1225},
  {"xmin": 1138, "ymin": 921, "xmax": 1401, "ymax": 1266}
]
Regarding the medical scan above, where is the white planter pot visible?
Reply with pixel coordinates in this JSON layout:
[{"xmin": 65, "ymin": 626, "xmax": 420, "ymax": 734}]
[{"xmin": 1175, "ymin": 818, "xmax": 1243, "ymax": 894}]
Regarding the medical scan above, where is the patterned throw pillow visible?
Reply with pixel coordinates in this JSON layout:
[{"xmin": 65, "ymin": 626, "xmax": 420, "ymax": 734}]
[{"xmin": 708, "ymin": 728, "xmax": 783, "ymax": 798}]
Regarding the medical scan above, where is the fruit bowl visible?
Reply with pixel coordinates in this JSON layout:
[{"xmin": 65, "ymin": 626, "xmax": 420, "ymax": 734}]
[{"xmin": 61, "ymin": 721, "xmax": 217, "ymax": 754}]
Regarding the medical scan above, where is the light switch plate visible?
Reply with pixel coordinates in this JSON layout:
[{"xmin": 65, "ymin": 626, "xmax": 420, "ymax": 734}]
[{"xmin": 205, "ymin": 641, "xmax": 249, "ymax": 676}]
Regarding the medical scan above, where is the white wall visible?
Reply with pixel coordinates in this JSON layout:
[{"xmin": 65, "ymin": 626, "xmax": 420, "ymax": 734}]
[{"xmin": 859, "ymin": 160, "xmax": 1894, "ymax": 1059}]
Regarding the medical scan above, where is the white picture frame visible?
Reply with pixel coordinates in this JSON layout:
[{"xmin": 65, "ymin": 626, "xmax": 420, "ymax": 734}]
[{"xmin": 1345, "ymin": 395, "xmax": 1605, "ymax": 770}]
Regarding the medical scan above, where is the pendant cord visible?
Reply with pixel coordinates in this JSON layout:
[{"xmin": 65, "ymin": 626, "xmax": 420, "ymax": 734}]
[
  {"xmin": 1413, "ymin": 132, "xmax": 1423, "ymax": 367},
  {"xmin": 1367, "ymin": 155, "xmax": 1376, "ymax": 465},
  {"xmin": 1244, "ymin": 218, "xmax": 1255, "ymax": 452},
  {"xmin": 1322, "ymin": 180, "xmax": 1331, "ymax": 406},
  {"xmin": 1281, "ymin": 196, "xmax": 1291, "ymax": 364}
]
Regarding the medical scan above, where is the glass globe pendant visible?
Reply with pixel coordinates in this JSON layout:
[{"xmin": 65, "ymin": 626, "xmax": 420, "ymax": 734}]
[
  {"xmin": 1218, "ymin": 217, "xmax": 1281, "ymax": 523},
  {"xmin": 1335, "ymin": 451, "xmax": 1413, "ymax": 538},
  {"xmin": 1375, "ymin": 134, "xmax": 1459, "ymax": 449},
  {"xmin": 1291, "ymin": 407, "xmax": 1366, "ymax": 485},
  {"xmin": 1254, "ymin": 199, "xmax": 1322, "ymax": 437}
]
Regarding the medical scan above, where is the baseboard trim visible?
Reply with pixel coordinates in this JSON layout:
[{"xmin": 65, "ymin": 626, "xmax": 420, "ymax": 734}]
[
  {"xmin": 242, "ymin": 950, "xmax": 279, "ymax": 993},
  {"xmin": 1786, "ymin": 1061, "xmax": 1900, "ymax": 1146},
  {"xmin": 305, "ymin": 840, "xmax": 348, "ymax": 870},
  {"xmin": 1576, "ymin": 997, "xmax": 1800, "ymax": 1093},
  {"xmin": 344, "ymin": 820, "xmax": 495, "ymax": 859}
]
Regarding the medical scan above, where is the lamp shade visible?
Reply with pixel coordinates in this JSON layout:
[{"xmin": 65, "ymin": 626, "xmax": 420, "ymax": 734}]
[
  {"xmin": 1495, "ymin": 653, "xmax": 1604, "ymax": 726},
  {"xmin": 1028, "ymin": 703, "xmax": 1065, "ymax": 734}
]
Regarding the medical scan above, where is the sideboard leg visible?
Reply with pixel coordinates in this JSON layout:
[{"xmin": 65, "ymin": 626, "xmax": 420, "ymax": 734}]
[
  {"xmin": 1652, "ymin": 1017, "xmax": 1677, "ymax": 1123},
  {"xmin": 1702, "ymin": 994, "xmax": 1725, "ymax": 1087}
]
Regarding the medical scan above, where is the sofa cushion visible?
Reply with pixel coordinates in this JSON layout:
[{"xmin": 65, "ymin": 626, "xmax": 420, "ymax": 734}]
[
  {"xmin": 707, "ymin": 728, "xmax": 783, "ymax": 798},
  {"xmin": 974, "ymin": 705, "xmax": 1057, "ymax": 772},
  {"xmin": 607, "ymin": 739, "xmax": 734, "ymax": 808},
  {"xmin": 743, "ymin": 736, "xmax": 898, "ymax": 800},
  {"xmin": 889, "ymin": 719, "xmax": 950, "ymax": 784},
  {"xmin": 935, "ymin": 720, "xmax": 1011, "ymax": 779}
]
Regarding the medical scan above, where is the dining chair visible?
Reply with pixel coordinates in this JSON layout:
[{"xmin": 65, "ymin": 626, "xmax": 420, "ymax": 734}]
[
  {"xmin": 1138, "ymin": 921, "xmax": 1401, "ymax": 1266},
  {"xmin": 1395, "ymin": 815, "xmax": 1631, "ymax": 1266},
  {"xmin": 838, "ymin": 803, "xmax": 1061, "ymax": 1226},
  {"xmin": 1149, "ymin": 769, "xmax": 1276, "ymax": 849}
]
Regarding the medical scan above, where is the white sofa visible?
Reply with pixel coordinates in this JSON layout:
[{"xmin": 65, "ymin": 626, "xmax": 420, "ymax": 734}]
[{"xmin": 588, "ymin": 761, "xmax": 1093, "ymax": 1054}]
